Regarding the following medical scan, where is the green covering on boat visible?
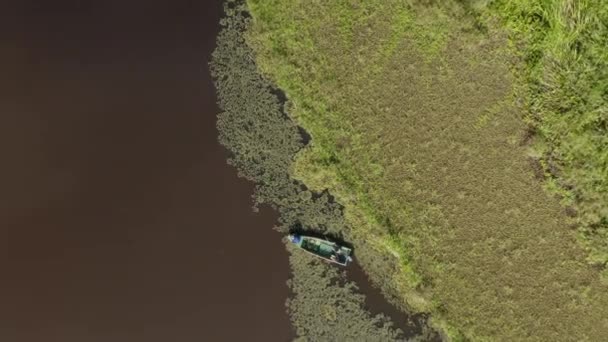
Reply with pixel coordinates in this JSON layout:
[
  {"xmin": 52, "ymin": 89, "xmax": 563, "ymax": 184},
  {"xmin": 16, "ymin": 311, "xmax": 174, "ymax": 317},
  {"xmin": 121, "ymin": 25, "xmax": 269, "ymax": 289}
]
[{"xmin": 289, "ymin": 234, "xmax": 353, "ymax": 266}]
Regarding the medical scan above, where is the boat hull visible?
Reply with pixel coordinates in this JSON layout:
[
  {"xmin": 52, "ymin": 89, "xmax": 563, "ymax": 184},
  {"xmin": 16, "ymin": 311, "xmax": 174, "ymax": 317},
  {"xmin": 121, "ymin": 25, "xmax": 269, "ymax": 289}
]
[{"xmin": 289, "ymin": 235, "xmax": 352, "ymax": 266}]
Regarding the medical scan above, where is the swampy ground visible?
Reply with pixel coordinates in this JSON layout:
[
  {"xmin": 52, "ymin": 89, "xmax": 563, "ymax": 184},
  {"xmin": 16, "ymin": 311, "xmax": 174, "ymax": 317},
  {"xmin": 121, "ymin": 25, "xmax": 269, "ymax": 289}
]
[{"xmin": 246, "ymin": 0, "xmax": 608, "ymax": 340}]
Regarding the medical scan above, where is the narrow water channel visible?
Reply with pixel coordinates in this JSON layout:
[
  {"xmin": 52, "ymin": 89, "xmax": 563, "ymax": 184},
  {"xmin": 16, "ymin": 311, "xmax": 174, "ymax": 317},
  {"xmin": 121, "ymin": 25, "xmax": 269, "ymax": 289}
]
[
  {"xmin": 0, "ymin": 1, "xmax": 292, "ymax": 341},
  {"xmin": 347, "ymin": 261, "xmax": 434, "ymax": 339}
]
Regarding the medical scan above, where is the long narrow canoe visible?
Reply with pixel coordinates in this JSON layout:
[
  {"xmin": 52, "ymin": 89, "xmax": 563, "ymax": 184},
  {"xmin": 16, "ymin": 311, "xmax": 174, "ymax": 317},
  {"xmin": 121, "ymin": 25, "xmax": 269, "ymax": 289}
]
[{"xmin": 288, "ymin": 234, "xmax": 353, "ymax": 266}]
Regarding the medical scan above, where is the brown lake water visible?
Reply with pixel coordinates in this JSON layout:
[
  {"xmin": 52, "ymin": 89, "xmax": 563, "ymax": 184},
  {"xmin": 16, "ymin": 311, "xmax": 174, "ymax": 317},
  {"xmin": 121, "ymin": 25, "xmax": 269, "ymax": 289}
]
[
  {"xmin": 0, "ymin": 1, "xmax": 427, "ymax": 341},
  {"xmin": 0, "ymin": 1, "xmax": 292, "ymax": 341}
]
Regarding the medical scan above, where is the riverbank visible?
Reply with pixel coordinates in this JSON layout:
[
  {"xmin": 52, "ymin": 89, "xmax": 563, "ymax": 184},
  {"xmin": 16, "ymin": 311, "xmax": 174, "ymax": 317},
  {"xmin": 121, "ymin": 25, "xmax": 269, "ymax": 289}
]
[
  {"xmin": 246, "ymin": 0, "xmax": 608, "ymax": 340},
  {"xmin": 211, "ymin": 2, "xmax": 438, "ymax": 340}
]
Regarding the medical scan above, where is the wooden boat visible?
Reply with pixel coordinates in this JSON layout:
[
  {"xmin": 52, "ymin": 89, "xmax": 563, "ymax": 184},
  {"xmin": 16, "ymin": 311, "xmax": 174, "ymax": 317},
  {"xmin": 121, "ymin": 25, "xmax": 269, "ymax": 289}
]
[{"xmin": 288, "ymin": 234, "xmax": 353, "ymax": 266}]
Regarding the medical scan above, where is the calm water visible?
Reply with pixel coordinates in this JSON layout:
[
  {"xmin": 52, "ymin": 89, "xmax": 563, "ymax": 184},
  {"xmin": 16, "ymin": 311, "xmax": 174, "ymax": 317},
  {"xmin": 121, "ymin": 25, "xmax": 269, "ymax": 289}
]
[
  {"xmin": 0, "ymin": 1, "xmax": 292, "ymax": 341},
  {"xmin": 0, "ymin": 1, "xmax": 428, "ymax": 341}
]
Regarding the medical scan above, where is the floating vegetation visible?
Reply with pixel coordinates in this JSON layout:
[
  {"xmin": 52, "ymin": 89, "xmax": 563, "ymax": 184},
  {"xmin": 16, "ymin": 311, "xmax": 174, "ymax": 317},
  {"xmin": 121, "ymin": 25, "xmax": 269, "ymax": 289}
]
[
  {"xmin": 210, "ymin": 0, "xmax": 345, "ymax": 235},
  {"xmin": 287, "ymin": 247, "xmax": 402, "ymax": 341}
]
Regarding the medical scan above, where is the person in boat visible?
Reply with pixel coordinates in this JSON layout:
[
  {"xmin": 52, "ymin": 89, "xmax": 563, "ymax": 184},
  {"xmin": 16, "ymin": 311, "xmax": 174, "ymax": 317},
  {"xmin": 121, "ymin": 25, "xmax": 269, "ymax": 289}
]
[
  {"xmin": 289, "ymin": 234, "xmax": 301, "ymax": 244},
  {"xmin": 331, "ymin": 246, "xmax": 343, "ymax": 262}
]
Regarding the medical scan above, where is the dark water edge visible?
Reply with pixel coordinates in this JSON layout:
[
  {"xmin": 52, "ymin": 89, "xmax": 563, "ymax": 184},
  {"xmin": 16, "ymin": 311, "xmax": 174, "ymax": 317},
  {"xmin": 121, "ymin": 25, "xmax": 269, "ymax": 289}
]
[
  {"xmin": 348, "ymin": 262, "xmax": 434, "ymax": 340},
  {"xmin": 0, "ymin": 1, "xmax": 293, "ymax": 341}
]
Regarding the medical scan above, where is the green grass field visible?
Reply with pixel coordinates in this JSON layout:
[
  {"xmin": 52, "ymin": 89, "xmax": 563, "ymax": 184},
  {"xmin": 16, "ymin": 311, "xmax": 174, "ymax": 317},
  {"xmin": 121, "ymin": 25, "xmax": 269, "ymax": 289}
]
[
  {"xmin": 493, "ymin": 0, "xmax": 608, "ymax": 273},
  {"xmin": 246, "ymin": 0, "xmax": 608, "ymax": 340}
]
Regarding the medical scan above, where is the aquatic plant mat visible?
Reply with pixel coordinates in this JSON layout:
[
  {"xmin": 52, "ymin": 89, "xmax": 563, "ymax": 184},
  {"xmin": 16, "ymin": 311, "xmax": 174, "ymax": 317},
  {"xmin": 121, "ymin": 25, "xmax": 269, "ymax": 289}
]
[
  {"xmin": 246, "ymin": 0, "xmax": 608, "ymax": 340},
  {"xmin": 287, "ymin": 245, "xmax": 401, "ymax": 341}
]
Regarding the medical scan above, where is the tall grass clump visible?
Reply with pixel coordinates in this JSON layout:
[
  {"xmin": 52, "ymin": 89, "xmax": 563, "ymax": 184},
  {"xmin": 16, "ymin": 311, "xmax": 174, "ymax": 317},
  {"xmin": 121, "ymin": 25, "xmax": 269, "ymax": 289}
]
[{"xmin": 493, "ymin": 0, "xmax": 608, "ymax": 275}]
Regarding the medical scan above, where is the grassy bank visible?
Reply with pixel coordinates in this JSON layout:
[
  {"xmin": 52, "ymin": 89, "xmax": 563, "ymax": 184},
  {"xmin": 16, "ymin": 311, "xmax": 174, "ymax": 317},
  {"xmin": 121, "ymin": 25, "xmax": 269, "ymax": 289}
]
[
  {"xmin": 211, "ymin": 4, "xmax": 436, "ymax": 340},
  {"xmin": 246, "ymin": 0, "xmax": 608, "ymax": 340}
]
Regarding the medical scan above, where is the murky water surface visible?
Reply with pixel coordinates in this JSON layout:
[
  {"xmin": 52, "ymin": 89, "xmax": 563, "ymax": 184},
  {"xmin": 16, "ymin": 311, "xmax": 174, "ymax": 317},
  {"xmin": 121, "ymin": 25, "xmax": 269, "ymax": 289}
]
[{"xmin": 0, "ymin": 1, "xmax": 292, "ymax": 341}]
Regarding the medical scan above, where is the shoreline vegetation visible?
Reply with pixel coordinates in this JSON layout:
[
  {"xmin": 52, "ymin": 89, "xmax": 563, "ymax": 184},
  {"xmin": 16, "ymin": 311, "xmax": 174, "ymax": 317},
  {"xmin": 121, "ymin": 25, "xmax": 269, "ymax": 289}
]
[
  {"xmin": 211, "ymin": 3, "xmax": 437, "ymax": 340},
  {"xmin": 245, "ymin": 0, "xmax": 608, "ymax": 340}
]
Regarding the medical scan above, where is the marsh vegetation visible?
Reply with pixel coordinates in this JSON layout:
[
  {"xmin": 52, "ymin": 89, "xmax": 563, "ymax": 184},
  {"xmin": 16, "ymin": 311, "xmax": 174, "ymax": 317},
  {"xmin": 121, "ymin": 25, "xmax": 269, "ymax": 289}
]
[
  {"xmin": 493, "ymin": 0, "xmax": 608, "ymax": 275},
  {"xmin": 211, "ymin": 4, "xmax": 436, "ymax": 340},
  {"xmin": 246, "ymin": 0, "xmax": 608, "ymax": 340}
]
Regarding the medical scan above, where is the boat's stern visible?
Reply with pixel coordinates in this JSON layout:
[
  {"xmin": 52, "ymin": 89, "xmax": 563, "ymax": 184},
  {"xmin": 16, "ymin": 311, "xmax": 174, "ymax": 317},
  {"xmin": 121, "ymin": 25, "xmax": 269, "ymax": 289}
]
[{"xmin": 288, "ymin": 234, "xmax": 302, "ymax": 244}]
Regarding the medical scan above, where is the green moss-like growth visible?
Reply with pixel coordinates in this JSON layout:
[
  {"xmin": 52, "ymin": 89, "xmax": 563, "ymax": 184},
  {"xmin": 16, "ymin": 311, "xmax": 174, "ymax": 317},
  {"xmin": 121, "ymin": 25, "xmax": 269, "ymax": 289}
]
[
  {"xmin": 287, "ymin": 245, "xmax": 403, "ymax": 341},
  {"xmin": 211, "ymin": 1, "xmax": 345, "ymax": 234}
]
